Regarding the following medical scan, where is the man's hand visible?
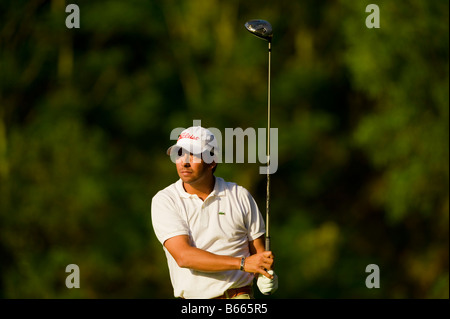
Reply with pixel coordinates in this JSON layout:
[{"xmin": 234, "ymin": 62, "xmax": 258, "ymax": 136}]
[
  {"xmin": 257, "ymin": 270, "xmax": 278, "ymax": 295},
  {"xmin": 243, "ymin": 251, "xmax": 274, "ymax": 278}
]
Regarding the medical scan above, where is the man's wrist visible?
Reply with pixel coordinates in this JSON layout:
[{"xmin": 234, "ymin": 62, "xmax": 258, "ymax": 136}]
[{"xmin": 239, "ymin": 257, "xmax": 246, "ymax": 271}]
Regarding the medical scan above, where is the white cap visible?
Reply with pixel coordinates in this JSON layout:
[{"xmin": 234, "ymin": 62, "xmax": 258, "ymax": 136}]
[{"xmin": 167, "ymin": 126, "xmax": 219, "ymax": 164}]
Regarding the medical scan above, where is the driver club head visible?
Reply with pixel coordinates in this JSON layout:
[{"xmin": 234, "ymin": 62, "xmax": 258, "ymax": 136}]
[{"xmin": 245, "ymin": 19, "xmax": 273, "ymax": 42}]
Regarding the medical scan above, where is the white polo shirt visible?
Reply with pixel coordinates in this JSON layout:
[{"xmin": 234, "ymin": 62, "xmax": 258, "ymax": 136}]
[{"xmin": 151, "ymin": 177, "xmax": 265, "ymax": 299}]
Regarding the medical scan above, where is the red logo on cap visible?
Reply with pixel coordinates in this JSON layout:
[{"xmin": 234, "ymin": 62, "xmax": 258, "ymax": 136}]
[{"xmin": 178, "ymin": 132, "xmax": 200, "ymax": 141}]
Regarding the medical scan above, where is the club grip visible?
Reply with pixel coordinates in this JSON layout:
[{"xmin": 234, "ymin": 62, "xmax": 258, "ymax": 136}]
[{"xmin": 263, "ymin": 237, "xmax": 272, "ymax": 295}]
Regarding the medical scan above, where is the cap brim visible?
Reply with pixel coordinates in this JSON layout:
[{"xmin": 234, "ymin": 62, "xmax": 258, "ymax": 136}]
[
  {"xmin": 166, "ymin": 145, "xmax": 202, "ymax": 157},
  {"xmin": 166, "ymin": 145, "xmax": 218, "ymax": 164}
]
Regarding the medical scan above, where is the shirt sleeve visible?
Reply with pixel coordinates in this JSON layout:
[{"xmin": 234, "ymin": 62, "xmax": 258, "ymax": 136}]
[
  {"xmin": 151, "ymin": 191, "xmax": 190, "ymax": 245},
  {"xmin": 239, "ymin": 187, "xmax": 266, "ymax": 242}
]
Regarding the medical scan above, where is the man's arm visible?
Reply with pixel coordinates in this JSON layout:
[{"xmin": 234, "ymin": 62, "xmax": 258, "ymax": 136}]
[
  {"xmin": 249, "ymin": 235, "xmax": 267, "ymax": 255},
  {"xmin": 164, "ymin": 235, "xmax": 274, "ymax": 278}
]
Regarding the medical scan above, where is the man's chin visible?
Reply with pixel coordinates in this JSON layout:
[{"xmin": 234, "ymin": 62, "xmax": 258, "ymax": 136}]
[{"xmin": 178, "ymin": 174, "xmax": 195, "ymax": 184}]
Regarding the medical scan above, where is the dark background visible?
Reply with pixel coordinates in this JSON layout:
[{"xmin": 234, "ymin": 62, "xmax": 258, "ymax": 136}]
[{"xmin": 0, "ymin": 0, "xmax": 448, "ymax": 298}]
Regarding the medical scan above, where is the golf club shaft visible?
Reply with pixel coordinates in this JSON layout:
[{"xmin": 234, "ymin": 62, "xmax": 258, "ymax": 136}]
[{"xmin": 265, "ymin": 41, "xmax": 271, "ymax": 252}]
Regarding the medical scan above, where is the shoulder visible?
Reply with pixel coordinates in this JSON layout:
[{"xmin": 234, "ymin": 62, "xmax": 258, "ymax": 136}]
[
  {"xmin": 152, "ymin": 180, "xmax": 181, "ymax": 206},
  {"xmin": 216, "ymin": 177, "xmax": 254, "ymax": 200},
  {"xmin": 151, "ymin": 180, "xmax": 185, "ymax": 223}
]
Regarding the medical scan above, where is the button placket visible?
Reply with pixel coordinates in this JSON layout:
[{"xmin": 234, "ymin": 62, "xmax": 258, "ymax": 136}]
[{"xmin": 200, "ymin": 198, "xmax": 209, "ymax": 228}]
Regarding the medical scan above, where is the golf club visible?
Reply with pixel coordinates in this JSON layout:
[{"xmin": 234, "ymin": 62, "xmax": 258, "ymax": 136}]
[{"xmin": 244, "ymin": 19, "xmax": 273, "ymax": 252}]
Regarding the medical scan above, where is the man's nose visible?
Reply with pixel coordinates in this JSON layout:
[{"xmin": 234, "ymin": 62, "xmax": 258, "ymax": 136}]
[{"xmin": 179, "ymin": 153, "xmax": 191, "ymax": 166}]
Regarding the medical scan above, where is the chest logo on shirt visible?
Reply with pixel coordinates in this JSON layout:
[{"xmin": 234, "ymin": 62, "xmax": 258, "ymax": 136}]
[{"xmin": 218, "ymin": 212, "xmax": 226, "ymax": 215}]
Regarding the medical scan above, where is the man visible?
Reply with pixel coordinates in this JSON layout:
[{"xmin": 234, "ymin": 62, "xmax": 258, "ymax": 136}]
[{"xmin": 151, "ymin": 126, "xmax": 278, "ymax": 299}]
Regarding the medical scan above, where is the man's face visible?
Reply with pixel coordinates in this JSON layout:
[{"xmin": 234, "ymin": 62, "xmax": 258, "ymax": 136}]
[{"xmin": 175, "ymin": 149, "xmax": 212, "ymax": 185}]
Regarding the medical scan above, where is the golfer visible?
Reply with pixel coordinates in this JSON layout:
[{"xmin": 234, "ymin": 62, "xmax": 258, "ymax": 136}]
[{"xmin": 151, "ymin": 126, "xmax": 278, "ymax": 299}]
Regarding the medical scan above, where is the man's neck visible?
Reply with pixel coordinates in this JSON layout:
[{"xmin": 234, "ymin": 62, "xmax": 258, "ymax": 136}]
[{"xmin": 183, "ymin": 176, "xmax": 215, "ymax": 201}]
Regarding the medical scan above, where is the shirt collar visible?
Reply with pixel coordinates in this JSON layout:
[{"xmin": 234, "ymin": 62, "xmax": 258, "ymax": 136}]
[
  {"xmin": 176, "ymin": 177, "xmax": 226, "ymax": 199},
  {"xmin": 210, "ymin": 177, "xmax": 226, "ymax": 197}
]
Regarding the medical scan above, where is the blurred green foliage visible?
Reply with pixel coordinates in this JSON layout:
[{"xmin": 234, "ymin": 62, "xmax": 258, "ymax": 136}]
[{"xmin": 0, "ymin": 0, "xmax": 448, "ymax": 298}]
